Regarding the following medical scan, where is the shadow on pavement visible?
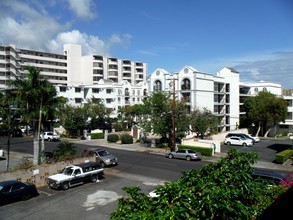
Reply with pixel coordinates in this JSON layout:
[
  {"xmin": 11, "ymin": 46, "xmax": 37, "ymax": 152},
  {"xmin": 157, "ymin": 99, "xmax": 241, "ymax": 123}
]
[{"xmin": 267, "ymin": 143, "xmax": 292, "ymax": 153}]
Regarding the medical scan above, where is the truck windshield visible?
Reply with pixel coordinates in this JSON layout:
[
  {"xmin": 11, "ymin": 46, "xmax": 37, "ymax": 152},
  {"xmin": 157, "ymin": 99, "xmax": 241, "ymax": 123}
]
[{"xmin": 61, "ymin": 167, "xmax": 74, "ymax": 176}]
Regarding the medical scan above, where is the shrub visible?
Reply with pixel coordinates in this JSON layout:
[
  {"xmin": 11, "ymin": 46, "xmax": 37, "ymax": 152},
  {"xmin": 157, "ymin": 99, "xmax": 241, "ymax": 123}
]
[
  {"xmin": 53, "ymin": 141, "xmax": 77, "ymax": 161},
  {"xmin": 120, "ymin": 133, "xmax": 133, "ymax": 144},
  {"xmin": 107, "ymin": 134, "xmax": 119, "ymax": 143},
  {"xmin": 12, "ymin": 156, "xmax": 34, "ymax": 171},
  {"xmin": 275, "ymin": 149, "xmax": 293, "ymax": 164},
  {"xmin": 91, "ymin": 132, "xmax": 104, "ymax": 139}
]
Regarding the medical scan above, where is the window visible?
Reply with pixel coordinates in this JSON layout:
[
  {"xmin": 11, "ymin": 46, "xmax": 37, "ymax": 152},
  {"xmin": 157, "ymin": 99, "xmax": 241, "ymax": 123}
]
[
  {"xmin": 254, "ymin": 88, "xmax": 258, "ymax": 92},
  {"xmin": 154, "ymin": 80, "xmax": 162, "ymax": 92},
  {"xmin": 92, "ymin": 88, "xmax": 99, "ymax": 93},
  {"xmin": 75, "ymin": 87, "xmax": 81, "ymax": 93},
  {"xmin": 60, "ymin": 86, "xmax": 66, "ymax": 92},
  {"xmin": 106, "ymin": 89, "xmax": 112, "ymax": 94},
  {"xmin": 75, "ymin": 98, "xmax": 82, "ymax": 104},
  {"xmin": 263, "ymin": 87, "xmax": 267, "ymax": 91},
  {"xmin": 181, "ymin": 78, "xmax": 190, "ymax": 90},
  {"xmin": 106, "ymin": 99, "xmax": 112, "ymax": 103}
]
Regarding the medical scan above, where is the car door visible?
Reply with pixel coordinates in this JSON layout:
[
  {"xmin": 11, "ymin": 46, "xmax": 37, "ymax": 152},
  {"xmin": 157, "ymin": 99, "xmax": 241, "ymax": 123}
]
[
  {"xmin": 175, "ymin": 150, "xmax": 186, "ymax": 159},
  {"xmin": 230, "ymin": 137, "xmax": 240, "ymax": 145},
  {"xmin": 70, "ymin": 168, "xmax": 84, "ymax": 185}
]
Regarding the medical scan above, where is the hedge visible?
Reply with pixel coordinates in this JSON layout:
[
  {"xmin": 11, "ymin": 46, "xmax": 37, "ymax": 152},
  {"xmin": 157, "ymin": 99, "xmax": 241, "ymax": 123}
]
[
  {"xmin": 120, "ymin": 133, "xmax": 133, "ymax": 144},
  {"xmin": 177, "ymin": 144, "xmax": 213, "ymax": 156},
  {"xmin": 90, "ymin": 132, "xmax": 104, "ymax": 139},
  {"xmin": 275, "ymin": 149, "xmax": 293, "ymax": 164}
]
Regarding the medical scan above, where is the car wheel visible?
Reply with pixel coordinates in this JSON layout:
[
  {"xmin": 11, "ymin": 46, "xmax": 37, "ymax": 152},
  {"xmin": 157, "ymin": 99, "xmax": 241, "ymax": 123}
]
[
  {"xmin": 91, "ymin": 175, "xmax": 98, "ymax": 182},
  {"xmin": 100, "ymin": 162, "xmax": 105, "ymax": 168},
  {"xmin": 168, "ymin": 154, "xmax": 173, "ymax": 159},
  {"xmin": 48, "ymin": 138, "xmax": 52, "ymax": 142},
  {"xmin": 227, "ymin": 142, "xmax": 231, "ymax": 146},
  {"xmin": 186, "ymin": 156, "xmax": 191, "ymax": 161},
  {"xmin": 243, "ymin": 143, "xmax": 247, "ymax": 147},
  {"xmin": 21, "ymin": 193, "xmax": 32, "ymax": 200},
  {"xmin": 62, "ymin": 182, "xmax": 69, "ymax": 190}
]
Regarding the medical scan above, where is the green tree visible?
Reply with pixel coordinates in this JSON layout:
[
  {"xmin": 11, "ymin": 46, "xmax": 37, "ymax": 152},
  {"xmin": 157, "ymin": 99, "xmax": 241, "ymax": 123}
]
[
  {"xmin": 8, "ymin": 66, "xmax": 61, "ymax": 165},
  {"xmin": 189, "ymin": 107, "xmax": 219, "ymax": 139},
  {"xmin": 139, "ymin": 92, "xmax": 189, "ymax": 149},
  {"xmin": 243, "ymin": 91, "xmax": 288, "ymax": 137},
  {"xmin": 53, "ymin": 141, "xmax": 77, "ymax": 161},
  {"xmin": 110, "ymin": 149, "xmax": 287, "ymax": 219}
]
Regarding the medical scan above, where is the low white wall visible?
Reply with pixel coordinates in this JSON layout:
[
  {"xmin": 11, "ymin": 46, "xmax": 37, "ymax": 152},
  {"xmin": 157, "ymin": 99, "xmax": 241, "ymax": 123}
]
[{"xmin": 182, "ymin": 138, "xmax": 221, "ymax": 155}]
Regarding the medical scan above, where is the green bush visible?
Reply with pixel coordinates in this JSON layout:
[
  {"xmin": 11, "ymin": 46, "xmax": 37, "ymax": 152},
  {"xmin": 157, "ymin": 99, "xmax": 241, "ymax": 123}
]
[
  {"xmin": 275, "ymin": 149, "xmax": 293, "ymax": 164},
  {"xmin": 107, "ymin": 134, "xmax": 119, "ymax": 143},
  {"xmin": 53, "ymin": 141, "xmax": 77, "ymax": 161},
  {"xmin": 177, "ymin": 144, "xmax": 213, "ymax": 156},
  {"xmin": 120, "ymin": 133, "xmax": 133, "ymax": 144},
  {"xmin": 91, "ymin": 132, "xmax": 104, "ymax": 139}
]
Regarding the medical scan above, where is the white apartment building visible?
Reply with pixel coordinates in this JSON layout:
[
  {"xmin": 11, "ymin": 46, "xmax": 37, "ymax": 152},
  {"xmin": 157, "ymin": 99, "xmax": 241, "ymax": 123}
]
[
  {"xmin": 149, "ymin": 66, "xmax": 293, "ymax": 135},
  {"xmin": 1, "ymin": 43, "xmax": 292, "ymax": 134},
  {"xmin": 0, "ymin": 43, "xmax": 148, "ymax": 117}
]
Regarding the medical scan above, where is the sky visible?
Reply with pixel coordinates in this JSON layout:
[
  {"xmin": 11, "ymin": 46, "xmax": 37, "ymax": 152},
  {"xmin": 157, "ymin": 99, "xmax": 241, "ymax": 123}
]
[{"xmin": 0, "ymin": 0, "xmax": 293, "ymax": 88}]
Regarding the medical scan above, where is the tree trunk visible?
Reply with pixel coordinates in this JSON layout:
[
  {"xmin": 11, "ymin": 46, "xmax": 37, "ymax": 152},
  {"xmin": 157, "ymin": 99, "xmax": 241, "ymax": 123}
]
[
  {"xmin": 256, "ymin": 122, "xmax": 261, "ymax": 137},
  {"xmin": 264, "ymin": 128, "xmax": 271, "ymax": 137}
]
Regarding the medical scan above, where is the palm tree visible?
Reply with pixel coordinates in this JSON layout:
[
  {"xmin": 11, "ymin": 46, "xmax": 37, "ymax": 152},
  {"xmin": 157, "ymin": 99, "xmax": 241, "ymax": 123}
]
[{"xmin": 8, "ymin": 66, "xmax": 63, "ymax": 165}]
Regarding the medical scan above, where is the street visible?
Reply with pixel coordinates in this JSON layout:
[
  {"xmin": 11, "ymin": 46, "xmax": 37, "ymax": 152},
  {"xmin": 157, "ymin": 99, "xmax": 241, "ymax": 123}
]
[
  {"xmin": 0, "ymin": 136, "xmax": 293, "ymax": 219},
  {"xmin": 0, "ymin": 136, "xmax": 209, "ymax": 220}
]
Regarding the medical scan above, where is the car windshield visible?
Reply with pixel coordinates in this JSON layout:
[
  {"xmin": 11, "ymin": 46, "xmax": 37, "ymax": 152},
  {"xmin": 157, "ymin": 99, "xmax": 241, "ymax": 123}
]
[
  {"xmin": 98, "ymin": 150, "xmax": 110, "ymax": 157},
  {"xmin": 61, "ymin": 167, "xmax": 74, "ymax": 176}
]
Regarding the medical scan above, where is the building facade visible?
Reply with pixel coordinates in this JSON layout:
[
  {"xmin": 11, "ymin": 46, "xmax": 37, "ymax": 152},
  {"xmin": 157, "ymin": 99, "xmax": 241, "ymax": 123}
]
[
  {"xmin": 149, "ymin": 66, "xmax": 293, "ymax": 135},
  {"xmin": 0, "ymin": 44, "xmax": 148, "ymax": 117}
]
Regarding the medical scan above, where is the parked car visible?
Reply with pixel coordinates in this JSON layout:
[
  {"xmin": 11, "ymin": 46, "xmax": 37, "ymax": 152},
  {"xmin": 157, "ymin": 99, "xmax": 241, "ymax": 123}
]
[
  {"xmin": 0, "ymin": 148, "xmax": 4, "ymax": 158},
  {"xmin": 225, "ymin": 133, "xmax": 255, "ymax": 144},
  {"xmin": 166, "ymin": 149, "xmax": 202, "ymax": 161},
  {"xmin": 247, "ymin": 134, "xmax": 260, "ymax": 143},
  {"xmin": 40, "ymin": 131, "xmax": 60, "ymax": 141},
  {"xmin": 0, "ymin": 180, "xmax": 39, "ymax": 205},
  {"xmin": 224, "ymin": 136, "xmax": 253, "ymax": 147},
  {"xmin": 86, "ymin": 148, "xmax": 118, "ymax": 167},
  {"xmin": 252, "ymin": 169, "xmax": 288, "ymax": 185},
  {"xmin": 12, "ymin": 129, "xmax": 23, "ymax": 137}
]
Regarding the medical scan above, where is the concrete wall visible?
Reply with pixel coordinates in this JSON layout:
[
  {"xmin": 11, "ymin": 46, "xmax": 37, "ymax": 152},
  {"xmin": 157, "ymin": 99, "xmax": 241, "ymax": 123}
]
[{"xmin": 0, "ymin": 156, "xmax": 96, "ymax": 188}]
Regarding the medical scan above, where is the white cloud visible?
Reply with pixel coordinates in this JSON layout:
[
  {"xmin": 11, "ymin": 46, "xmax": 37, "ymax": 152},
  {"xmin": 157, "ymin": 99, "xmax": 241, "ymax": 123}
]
[
  {"xmin": 0, "ymin": 0, "xmax": 132, "ymax": 57},
  {"xmin": 67, "ymin": 0, "xmax": 96, "ymax": 20}
]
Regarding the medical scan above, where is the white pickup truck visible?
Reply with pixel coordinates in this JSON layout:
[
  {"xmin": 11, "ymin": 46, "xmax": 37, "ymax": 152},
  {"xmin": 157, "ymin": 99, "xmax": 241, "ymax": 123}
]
[
  {"xmin": 0, "ymin": 149, "xmax": 4, "ymax": 158},
  {"xmin": 47, "ymin": 162, "xmax": 104, "ymax": 190}
]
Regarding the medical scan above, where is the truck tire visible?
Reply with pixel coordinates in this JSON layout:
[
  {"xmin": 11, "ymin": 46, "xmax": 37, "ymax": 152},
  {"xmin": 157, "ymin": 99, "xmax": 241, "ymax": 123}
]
[
  {"xmin": 62, "ymin": 182, "xmax": 69, "ymax": 190},
  {"xmin": 91, "ymin": 174, "xmax": 98, "ymax": 182}
]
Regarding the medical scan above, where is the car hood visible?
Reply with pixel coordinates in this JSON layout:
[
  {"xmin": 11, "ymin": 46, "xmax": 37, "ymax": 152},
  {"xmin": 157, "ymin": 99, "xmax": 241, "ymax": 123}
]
[
  {"xmin": 102, "ymin": 154, "xmax": 117, "ymax": 160},
  {"xmin": 49, "ymin": 173, "xmax": 72, "ymax": 182}
]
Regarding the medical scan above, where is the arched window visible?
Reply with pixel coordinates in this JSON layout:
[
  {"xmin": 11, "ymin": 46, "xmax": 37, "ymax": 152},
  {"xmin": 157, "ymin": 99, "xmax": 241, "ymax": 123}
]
[
  {"xmin": 125, "ymin": 88, "xmax": 129, "ymax": 96},
  {"xmin": 154, "ymin": 80, "xmax": 162, "ymax": 92},
  {"xmin": 181, "ymin": 78, "xmax": 190, "ymax": 90}
]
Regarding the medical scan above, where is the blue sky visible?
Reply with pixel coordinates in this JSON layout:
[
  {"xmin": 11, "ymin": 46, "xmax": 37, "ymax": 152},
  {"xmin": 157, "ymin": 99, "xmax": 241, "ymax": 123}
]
[{"xmin": 1, "ymin": 0, "xmax": 293, "ymax": 88}]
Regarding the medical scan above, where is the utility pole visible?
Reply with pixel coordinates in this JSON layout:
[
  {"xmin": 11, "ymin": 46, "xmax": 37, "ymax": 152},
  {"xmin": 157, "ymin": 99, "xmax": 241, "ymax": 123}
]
[{"xmin": 169, "ymin": 78, "xmax": 178, "ymax": 152}]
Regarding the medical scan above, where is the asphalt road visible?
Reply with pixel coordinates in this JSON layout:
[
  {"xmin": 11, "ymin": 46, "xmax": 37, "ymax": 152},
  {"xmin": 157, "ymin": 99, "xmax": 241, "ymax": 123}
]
[
  {"xmin": 0, "ymin": 136, "xmax": 292, "ymax": 220},
  {"xmin": 0, "ymin": 136, "xmax": 210, "ymax": 220}
]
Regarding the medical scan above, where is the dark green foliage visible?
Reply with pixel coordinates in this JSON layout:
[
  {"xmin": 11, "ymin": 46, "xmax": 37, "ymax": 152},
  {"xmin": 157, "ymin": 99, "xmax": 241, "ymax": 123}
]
[
  {"xmin": 110, "ymin": 149, "xmax": 287, "ymax": 220},
  {"xmin": 90, "ymin": 132, "xmax": 104, "ymax": 139},
  {"xmin": 120, "ymin": 133, "xmax": 133, "ymax": 144},
  {"xmin": 53, "ymin": 141, "xmax": 77, "ymax": 161},
  {"xmin": 275, "ymin": 149, "xmax": 293, "ymax": 164},
  {"xmin": 107, "ymin": 134, "xmax": 119, "ymax": 143}
]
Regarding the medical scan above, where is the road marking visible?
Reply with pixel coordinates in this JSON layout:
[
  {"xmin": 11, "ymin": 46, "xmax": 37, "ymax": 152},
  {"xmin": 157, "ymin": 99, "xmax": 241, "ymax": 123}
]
[{"xmin": 83, "ymin": 190, "xmax": 121, "ymax": 210}]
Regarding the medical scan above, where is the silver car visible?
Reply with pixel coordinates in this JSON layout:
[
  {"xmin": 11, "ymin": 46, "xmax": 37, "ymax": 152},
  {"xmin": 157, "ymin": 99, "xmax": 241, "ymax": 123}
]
[
  {"xmin": 166, "ymin": 149, "xmax": 202, "ymax": 161},
  {"xmin": 87, "ymin": 148, "xmax": 118, "ymax": 167}
]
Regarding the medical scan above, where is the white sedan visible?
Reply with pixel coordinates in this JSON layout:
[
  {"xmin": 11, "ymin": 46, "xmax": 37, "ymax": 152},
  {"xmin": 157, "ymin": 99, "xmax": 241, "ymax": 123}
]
[{"xmin": 224, "ymin": 136, "xmax": 253, "ymax": 147}]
